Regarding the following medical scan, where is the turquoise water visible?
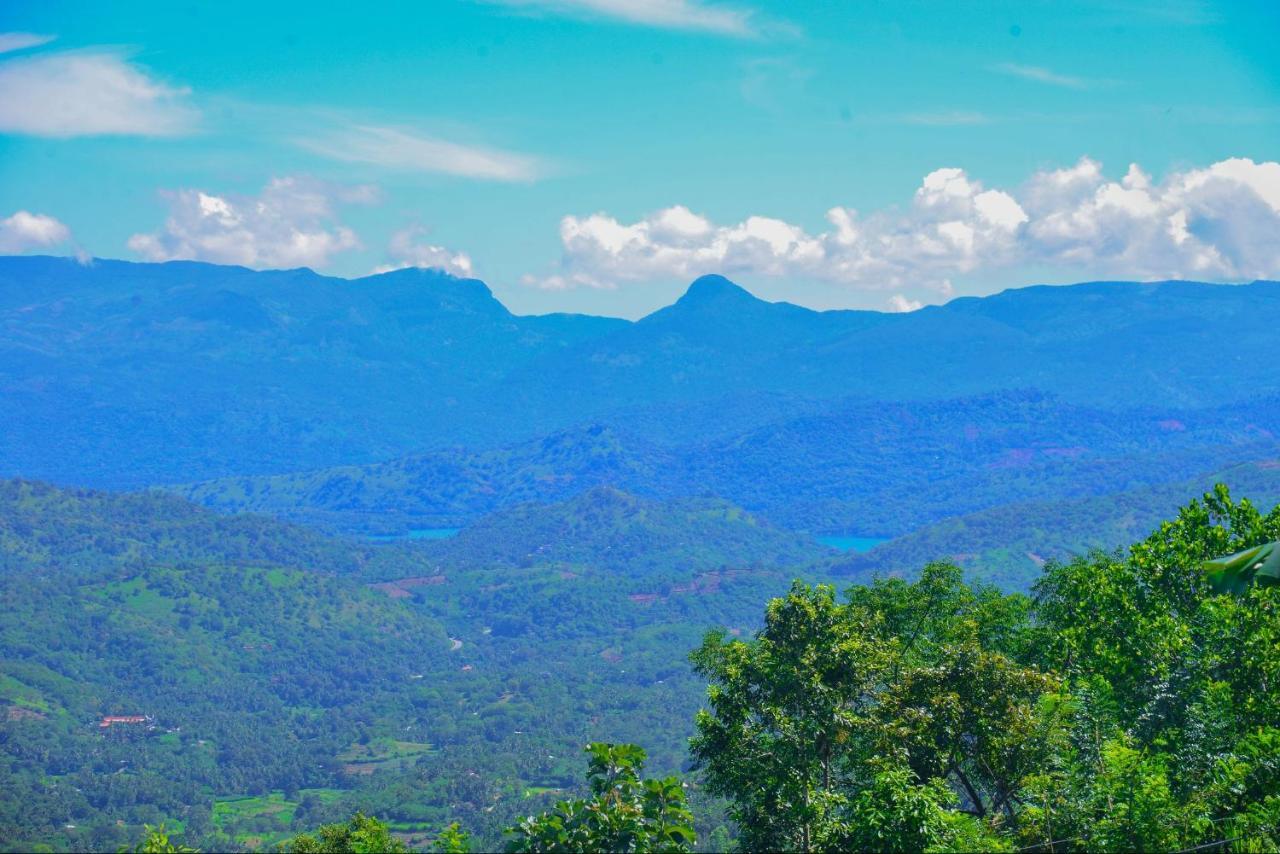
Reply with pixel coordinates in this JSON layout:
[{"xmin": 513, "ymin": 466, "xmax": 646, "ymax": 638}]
[
  {"xmin": 367, "ymin": 527, "xmax": 460, "ymax": 542},
  {"xmin": 816, "ymin": 535, "xmax": 889, "ymax": 553}
]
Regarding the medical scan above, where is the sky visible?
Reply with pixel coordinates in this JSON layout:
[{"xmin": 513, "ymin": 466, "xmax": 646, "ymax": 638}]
[{"xmin": 0, "ymin": 0, "xmax": 1278, "ymax": 317}]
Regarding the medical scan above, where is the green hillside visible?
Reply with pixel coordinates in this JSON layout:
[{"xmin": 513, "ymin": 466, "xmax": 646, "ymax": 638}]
[
  {"xmin": 418, "ymin": 486, "xmax": 827, "ymax": 576},
  {"xmin": 838, "ymin": 458, "xmax": 1280, "ymax": 589},
  {"xmin": 0, "ymin": 482, "xmax": 812, "ymax": 850}
]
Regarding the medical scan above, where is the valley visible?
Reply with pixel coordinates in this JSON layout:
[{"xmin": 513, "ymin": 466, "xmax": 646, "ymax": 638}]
[{"xmin": 3, "ymin": 262, "xmax": 1279, "ymax": 850}]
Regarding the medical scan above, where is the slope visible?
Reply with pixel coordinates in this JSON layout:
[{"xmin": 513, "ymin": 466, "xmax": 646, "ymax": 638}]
[
  {"xmin": 417, "ymin": 486, "xmax": 828, "ymax": 575},
  {"xmin": 177, "ymin": 392, "xmax": 1280, "ymax": 537},
  {"xmin": 835, "ymin": 458, "xmax": 1280, "ymax": 590}
]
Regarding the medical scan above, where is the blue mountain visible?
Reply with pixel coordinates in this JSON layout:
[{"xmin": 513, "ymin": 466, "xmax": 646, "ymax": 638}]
[{"xmin": 2, "ymin": 255, "xmax": 1278, "ymax": 489}]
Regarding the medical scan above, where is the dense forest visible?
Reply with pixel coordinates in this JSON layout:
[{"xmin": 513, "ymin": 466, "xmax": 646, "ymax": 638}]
[{"xmin": 4, "ymin": 477, "xmax": 1278, "ymax": 851}]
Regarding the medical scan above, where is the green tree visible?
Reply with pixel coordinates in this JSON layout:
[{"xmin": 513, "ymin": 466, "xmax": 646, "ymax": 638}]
[
  {"xmin": 278, "ymin": 812, "xmax": 407, "ymax": 853},
  {"xmin": 1023, "ymin": 485, "xmax": 1280, "ymax": 852},
  {"xmin": 432, "ymin": 822, "xmax": 471, "ymax": 853},
  {"xmin": 504, "ymin": 743, "xmax": 695, "ymax": 853},
  {"xmin": 121, "ymin": 824, "xmax": 198, "ymax": 854},
  {"xmin": 690, "ymin": 566, "xmax": 1052, "ymax": 851},
  {"xmin": 689, "ymin": 581, "xmax": 892, "ymax": 852}
]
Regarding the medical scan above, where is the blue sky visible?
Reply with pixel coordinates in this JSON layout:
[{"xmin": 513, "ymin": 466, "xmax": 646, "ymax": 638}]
[{"xmin": 0, "ymin": 0, "xmax": 1277, "ymax": 316}]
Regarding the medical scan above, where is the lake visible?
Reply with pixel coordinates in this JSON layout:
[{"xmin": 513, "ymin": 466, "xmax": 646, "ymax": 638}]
[
  {"xmin": 367, "ymin": 527, "xmax": 460, "ymax": 542},
  {"xmin": 816, "ymin": 535, "xmax": 889, "ymax": 552}
]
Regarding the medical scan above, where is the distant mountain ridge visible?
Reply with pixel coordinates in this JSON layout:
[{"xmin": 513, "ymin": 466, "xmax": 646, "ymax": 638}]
[
  {"xmin": 176, "ymin": 390, "xmax": 1280, "ymax": 537},
  {"xmin": 3, "ymin": 255, "xmax": 1279, "ymax": 490}
]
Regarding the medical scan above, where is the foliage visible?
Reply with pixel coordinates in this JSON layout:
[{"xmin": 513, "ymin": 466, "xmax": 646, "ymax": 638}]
[
  {"xmin": 504, "ymin": 743, "xmax": 695, "ymax": 853},
  {"xmin": 1204, "ymin": 540, "xmax": 1280, "ymax": 594},
  {"xmin": 430, "ymin": 822, "xmax": 471, "ymax": 853},
  {"xmin": 689, "ymin": 565, "xmax": 1053, "ymax": 852},
  {"xmin": 120, "ymin": 824, "xmax": 197, "ymax": 853},
  {"xmin": 690, "ymin": 486, "xmax": 1280, "ymax": 851},
  {"xmin": 278, "ymin": 813, "xmax": 407, "ymax": 853}
]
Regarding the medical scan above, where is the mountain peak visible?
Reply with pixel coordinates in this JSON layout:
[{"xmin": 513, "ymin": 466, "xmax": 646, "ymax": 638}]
[
  {"xmin": 359, "ymin": 266, "xmax": 509, "ymax": 317},
  {"xmin": 677, "ymin": 275, "xmax": 758, "ymax": 306}
]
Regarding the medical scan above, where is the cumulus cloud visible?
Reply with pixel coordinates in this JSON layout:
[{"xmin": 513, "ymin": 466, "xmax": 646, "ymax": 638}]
[
  {"xmin": 0, "ymin": 50, "xmax": 198, "ymax": 137},
  {"xmin": 299, "ymin": 125, "xmax": 542, "ymax": 181},
  {"xmin": 483, "ymin": 0, "xmax": 760, "ymax": 36},
  {"xmin": 531, "ymin": 157, "xmax": 1280, "ymax": 294},
  {"xmin": 887, "ymin": 294, "xmax": 923, "ymax": 313},
  {"xmin": 127, "ymin": 177, "xmax": 376, "ymax": 270},
  {"xmin": 0, "ymin": 32, "xmax": 56, "ymax": 54},
  {"xmin": 371, "ymin": 226, "xmax": 475, "ymax": 277},
  {"xmin": 0, "ymin": 210, "xmax": 72, "ymax": 253}
]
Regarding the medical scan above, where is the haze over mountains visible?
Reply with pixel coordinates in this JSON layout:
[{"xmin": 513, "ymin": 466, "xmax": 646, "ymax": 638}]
[{"xmin": 3, "ymin": 256, "xmax": 1278, "ymax": 491}]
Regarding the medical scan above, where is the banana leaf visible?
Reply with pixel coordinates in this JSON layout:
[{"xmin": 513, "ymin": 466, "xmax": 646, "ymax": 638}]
[{"xmin": 1203, "ymin": 541, "xmax": 1280, "ymax": 595}]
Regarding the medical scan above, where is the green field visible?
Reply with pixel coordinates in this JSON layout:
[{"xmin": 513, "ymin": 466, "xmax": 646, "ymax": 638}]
[
  {"xmin": 336, "ymin": 738, "xmax": 435, "ymax": 773},
  {"xmin": 211, "ymin": 788, "xmax": 344, "ymax": 844}
]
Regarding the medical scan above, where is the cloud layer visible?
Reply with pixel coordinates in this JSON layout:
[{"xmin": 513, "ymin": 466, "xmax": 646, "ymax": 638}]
[
  {"xmin": 0, "ymin": 211, "xmax": 72, "ymax": 253},
  {"xmin": 485, "ymin": 0, "xmax": 759, "ymax": 36},
  {"xmin": 0, "ymin": 50, "xmax": 198, "ymax": 137},
  {"xmin": 0, "ymin": 32, "xmax": 56, "ymax": 54},
  {"xmin": 532, "ymin": 157, "xmax": 1280, "ymax": 301},
  {"xmin": 128, "ymin": 177, "xmax": 376, "ymax": 269},
  {"xmin": 299, "ymin": 125, "xmax": 541, "ymax": 181}
]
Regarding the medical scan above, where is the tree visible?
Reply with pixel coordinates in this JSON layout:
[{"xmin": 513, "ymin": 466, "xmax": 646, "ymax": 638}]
[
  {"xmin": 278, "ymin": 812, "xmax": 408, "ymax": 853},
  {"xmin": 432, "ymin": 822, "xmax": 471, "ymax": 853},
  {"xmin": 121, "ymin": 824, "xmax": 197, "ymax": 854},
  {"xmin": 689, "ymin": 567, "xmax": 1050, "ymax": 852},
  {"xmin": 504, "ymin": 743, "xmax": 695, "ymax": 853},
  {"xmin": 689, "ymin": 581, "xmax": 891, "ymax": 852},
  {"xmin": 1023, "ymin": 485, "xmax": 1280, "ymax": 852}
]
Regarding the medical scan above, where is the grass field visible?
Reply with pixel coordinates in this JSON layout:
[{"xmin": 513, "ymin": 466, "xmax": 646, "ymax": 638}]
[
  {"xmin": 211, "ymin": 788, "xmax": 345, "ymax": 845},
  {"xmin": 336, "ymin": 738, "xmax": 435, "ymax": 774}
]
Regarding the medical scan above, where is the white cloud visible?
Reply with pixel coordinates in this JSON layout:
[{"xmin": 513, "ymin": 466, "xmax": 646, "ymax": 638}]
[
  {"xmin": 0, "ymin": 32, "xmax": 56, "ymax": 54},
  {"xmin": 484, "ymin": 0, "xmax": 760, "ymax": 36},
  {"xmin": 532, "ymin": 157, "xmax": 1280, "ymax": 295},
  {"xmin": 0, "ymin": 50, "xmax": 198, "ymax": 137},
  {"xmin": 127, "ymin": 177, "xmax": 376, "ymax": 270},
  {"xmin": 991, "ymin": 62, "xmax": 1092, "ymax": 89},
  {"xmin": 371, "ymin": 226, "xmax": 475, "ymax": 277},
  {"xmin": 887, "ymin": 294, "xmax": 923, "ymax": 313},
  {"xmin": 298, "ymin": 124, "xmax": 542, "ymax": 182},
  {"xmin": 0, "ymin": 210, "xmax": 72, "ymax": 252}
]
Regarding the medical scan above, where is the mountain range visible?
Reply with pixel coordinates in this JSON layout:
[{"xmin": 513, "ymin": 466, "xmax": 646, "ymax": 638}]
[{"xmin": 3, "ymin": 256, "xmax": 1278, "ymax": 491}]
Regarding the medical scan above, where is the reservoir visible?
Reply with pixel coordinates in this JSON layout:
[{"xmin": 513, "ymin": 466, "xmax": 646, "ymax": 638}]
[
  {"xmin": 367, "ymin": 527, "xmax": 460, "ymax": 542},
  {"xmin": 816, "ymin": 535, "xmax": 889, "ymax": 552}
]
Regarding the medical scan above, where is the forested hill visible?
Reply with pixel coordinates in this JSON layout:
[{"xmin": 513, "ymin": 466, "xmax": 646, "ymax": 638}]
[
  {"xmin": 0, "ymin": 478, "xmax": 441, "ymax": 580},
  {"xmin": 416, "ymin": 486, "xmax": 827, "ymax": 575},
  {"xmin": 3, "ymin": 256, "xmax": 1278, "ymax": 488},
  {"xmin": 0, "ymin": 479, "xmax": 817, "ymax": 851},
  {"xmin": 177, "ymin": 392, "xmax": 1280, "ymax": 537},
  {"xmin": 0, "ymin": 480, "xmax": 459, "ymax": 851},
  {"xmin": 834, "ymin": 458, "xmax": 1280, "ymax": 589}
]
